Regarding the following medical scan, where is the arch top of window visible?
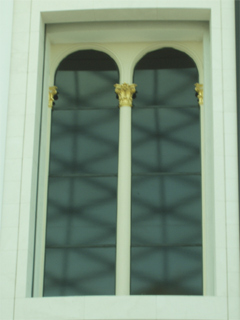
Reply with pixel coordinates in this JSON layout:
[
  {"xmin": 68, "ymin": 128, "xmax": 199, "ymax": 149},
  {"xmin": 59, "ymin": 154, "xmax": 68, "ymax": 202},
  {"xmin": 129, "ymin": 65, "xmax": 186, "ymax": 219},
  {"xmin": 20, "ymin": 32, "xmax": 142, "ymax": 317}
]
[
  {"xmin": 134, "ymin": 47, "xmax": 198, "ymax": 71},
  {"xmin": 48, "ymin": 21, "xmax": 206, "ymax": 84},
  {"xmin": 133, "ymin": 47, "xmax": 199, "ymax": 108},
  {"xmin": 55, "ymin": 49, "xmax": 119, "ymax": 73},
  {"xmin": 54, "ymin": 49, "xmax": 119, "ymax": 109}
]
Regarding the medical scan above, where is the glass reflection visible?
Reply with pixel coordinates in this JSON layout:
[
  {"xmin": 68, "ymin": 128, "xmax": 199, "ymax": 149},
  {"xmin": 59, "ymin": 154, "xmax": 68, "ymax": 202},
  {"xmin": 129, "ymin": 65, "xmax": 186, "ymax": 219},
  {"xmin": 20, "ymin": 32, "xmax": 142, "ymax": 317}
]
[
  {"xmin": 131, "ymin": 48, "xmax": 202, "ymax": 295},
  {"xmin": 44, "ymin": 50, "xmax": 119, "ymax": 296}
]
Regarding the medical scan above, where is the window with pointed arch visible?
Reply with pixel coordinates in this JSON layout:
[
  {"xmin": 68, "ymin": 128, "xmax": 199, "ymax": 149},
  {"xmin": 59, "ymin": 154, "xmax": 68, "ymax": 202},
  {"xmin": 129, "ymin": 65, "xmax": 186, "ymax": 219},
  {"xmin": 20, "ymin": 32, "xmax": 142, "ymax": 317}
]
[{"xmin": 39, "ymin": 47, "xmax": 202, "ymax": 297}]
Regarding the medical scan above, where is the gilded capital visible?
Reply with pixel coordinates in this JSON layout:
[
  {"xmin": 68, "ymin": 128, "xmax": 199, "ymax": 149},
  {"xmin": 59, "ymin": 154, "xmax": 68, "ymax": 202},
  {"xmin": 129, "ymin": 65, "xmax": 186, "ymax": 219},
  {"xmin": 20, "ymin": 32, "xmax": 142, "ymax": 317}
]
[
  {"xmin": 48, "ymin": 86, "xmax": 58, "ymax": 108},
  {"xmin": 114, "ymin": 83, "xmax": 137, "ymax": 107},
  {"xmin": 194, "ymin": 83, "xmax": 203, "ymax": 106}
]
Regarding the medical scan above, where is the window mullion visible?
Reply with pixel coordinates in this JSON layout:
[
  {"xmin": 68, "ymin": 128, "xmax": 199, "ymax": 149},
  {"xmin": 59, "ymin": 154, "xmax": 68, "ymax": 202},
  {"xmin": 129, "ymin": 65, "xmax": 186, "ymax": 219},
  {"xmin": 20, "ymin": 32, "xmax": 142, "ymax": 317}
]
[{"xmin": 115, "ymin": 83, "xmax": 136, "ymax": 295}]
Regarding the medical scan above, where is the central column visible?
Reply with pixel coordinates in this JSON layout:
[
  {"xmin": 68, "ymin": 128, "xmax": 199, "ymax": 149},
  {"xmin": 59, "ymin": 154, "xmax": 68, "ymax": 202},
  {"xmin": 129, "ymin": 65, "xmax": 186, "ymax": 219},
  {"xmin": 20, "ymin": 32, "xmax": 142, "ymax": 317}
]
[{"xmin": 114, "ymin": 83, "xmax": 136, "ymax": 295}]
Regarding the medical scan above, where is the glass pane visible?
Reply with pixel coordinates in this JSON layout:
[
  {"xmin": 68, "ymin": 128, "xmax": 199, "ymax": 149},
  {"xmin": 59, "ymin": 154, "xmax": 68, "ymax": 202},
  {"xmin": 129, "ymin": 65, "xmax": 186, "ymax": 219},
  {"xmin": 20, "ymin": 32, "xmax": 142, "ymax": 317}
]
[
  {"xmin": 131, "ymin": 175, "xmax": 202, "ymax": 246},
  {"xmin": 44, "ymin": 248, "xmax": 116, "ymax": 296},
  {"xmin": 49, "ymin": 109, "xmax": 119, "ymax": 175},
  {"xmin": 43, "ymin": 50, "xmax": 119, "ymax": 297},
  {"xmin": 131, "ymin": 48, "xmax": 202, "ymax": 295},
  {"xmin": 55, "ymin": 50, "xmax": 118, "ymax": 109},
  {"xmin": 55, "ymin": 70, "xmax": 118, "ymax": 109},
  {"xmin": 134, "ymin": 48, "xmax": 198, "ymax": 108},
  {"xmin": 132, "ymin": 108, "xmax": 201, "ymax": 173},
  {"xmin": 134, "ymin": 69, "xmax": 197, "ymax": 108},
  {"xmin": 131, "ymin": 246, "xmax": 202, "ymax": 295},
  {"xmin": 46, "ymin": 176, "xmax": 117, "ymax": 247}
]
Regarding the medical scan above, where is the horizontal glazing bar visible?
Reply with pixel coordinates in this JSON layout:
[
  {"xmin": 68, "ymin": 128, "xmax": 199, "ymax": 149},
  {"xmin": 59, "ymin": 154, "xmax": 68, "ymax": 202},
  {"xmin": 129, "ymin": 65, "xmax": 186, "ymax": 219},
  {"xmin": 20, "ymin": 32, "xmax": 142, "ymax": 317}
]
[
  {"xmin": 53, "ymin": 105, "xmax": 198, "ymax": 111},
  {"xmin": 52, "ymin": 106, "xmax": 117, "ymax": 111},
  {"xmin": 49, "ymin": 172, "xmax": 200, "ymax": 178},
  {"xmin": 132, "ymin": 172, "xmax": 201, "ymax": 177},
  {"xmin": 133, "ymin": 105, "xmax": 199, "ymax": 109},
  {"xmin": 131, "ymin": 244, "xmax": 202, "ymax": 248},
  {"xmin": 49, "ymin": 173, "xmax": 118, "ymax": 178},
  {"xmin": 46, "ymin": 244, "xmax": 116, "ymax": 249}
]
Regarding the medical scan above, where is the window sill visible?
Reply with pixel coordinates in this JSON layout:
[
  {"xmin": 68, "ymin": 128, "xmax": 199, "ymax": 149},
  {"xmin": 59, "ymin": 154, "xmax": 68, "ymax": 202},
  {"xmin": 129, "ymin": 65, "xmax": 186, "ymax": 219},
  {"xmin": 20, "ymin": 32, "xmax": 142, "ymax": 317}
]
[{"xmin": 14, "ymin": 296, "xmax": 227, "ymax": 320}]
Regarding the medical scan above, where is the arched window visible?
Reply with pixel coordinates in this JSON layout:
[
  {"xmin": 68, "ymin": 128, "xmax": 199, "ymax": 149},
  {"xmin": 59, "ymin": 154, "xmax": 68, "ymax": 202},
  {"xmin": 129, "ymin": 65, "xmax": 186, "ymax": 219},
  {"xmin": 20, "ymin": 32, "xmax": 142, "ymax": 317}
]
[
  {"xmin": 40, "ymin": 47, "xmax": 202, "ymax": 297},
  {"xmin": 44, "ymin": 50, "xmax": 119, "ymax": 296},
  {"xmin": 131, "ymin": 48, "xmax": 202, "ymax": 295}
]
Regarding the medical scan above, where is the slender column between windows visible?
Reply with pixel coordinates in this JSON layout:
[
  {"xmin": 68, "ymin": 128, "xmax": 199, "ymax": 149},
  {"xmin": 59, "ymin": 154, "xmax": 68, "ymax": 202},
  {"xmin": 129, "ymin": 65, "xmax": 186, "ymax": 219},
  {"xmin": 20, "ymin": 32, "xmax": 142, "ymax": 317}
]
[{"xmin": 114, "ymin": 83, "xmax": 137, "ymax": 295}]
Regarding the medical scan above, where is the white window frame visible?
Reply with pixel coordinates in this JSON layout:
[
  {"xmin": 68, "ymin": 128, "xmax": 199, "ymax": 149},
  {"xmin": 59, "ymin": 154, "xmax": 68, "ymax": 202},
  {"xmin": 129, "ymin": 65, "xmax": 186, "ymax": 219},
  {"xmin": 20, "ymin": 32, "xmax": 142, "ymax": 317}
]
[
  {"xmin": 33, "ymin": 20, "xmax": 213, "ymax": 298},
  {"xmin": 5, "ymin": 3, "xmax": 235, "ymax": 318}
]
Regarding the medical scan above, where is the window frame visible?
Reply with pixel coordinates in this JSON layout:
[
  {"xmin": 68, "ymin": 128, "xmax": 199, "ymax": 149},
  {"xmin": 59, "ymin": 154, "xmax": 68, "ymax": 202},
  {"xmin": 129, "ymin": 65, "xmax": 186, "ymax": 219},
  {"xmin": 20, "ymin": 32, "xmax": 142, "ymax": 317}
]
[{"xmin": 33, "ymin": 22, "xmax": 212, "ymax": 297}]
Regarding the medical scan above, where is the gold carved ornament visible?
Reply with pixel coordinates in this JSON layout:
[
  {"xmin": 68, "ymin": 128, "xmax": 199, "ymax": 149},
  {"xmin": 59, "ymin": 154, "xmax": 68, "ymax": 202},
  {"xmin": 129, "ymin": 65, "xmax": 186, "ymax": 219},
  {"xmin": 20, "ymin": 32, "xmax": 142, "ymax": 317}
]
[
  {"xmin": 48, "ymin": 86, "xmax": 58, "ymax": 108},
  {"xmin": 194, "ymin": 83, "xmax": 203, "ymax": 106},
  {"xmin": 114, "ymin": 83, "xmax": 137, "ymax": 107}
]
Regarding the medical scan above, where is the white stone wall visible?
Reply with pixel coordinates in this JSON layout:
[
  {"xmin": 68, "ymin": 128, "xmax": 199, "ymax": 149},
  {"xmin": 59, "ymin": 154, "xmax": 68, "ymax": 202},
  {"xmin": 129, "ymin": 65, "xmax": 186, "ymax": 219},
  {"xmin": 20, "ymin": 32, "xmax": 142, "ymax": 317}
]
[
  {"xmin": 0, "ymin": 0, "xmax": 14, "ymax": 225},
  {"xmin": 0, "ymin": 1, "xmax": 239, "ymax": 320}
]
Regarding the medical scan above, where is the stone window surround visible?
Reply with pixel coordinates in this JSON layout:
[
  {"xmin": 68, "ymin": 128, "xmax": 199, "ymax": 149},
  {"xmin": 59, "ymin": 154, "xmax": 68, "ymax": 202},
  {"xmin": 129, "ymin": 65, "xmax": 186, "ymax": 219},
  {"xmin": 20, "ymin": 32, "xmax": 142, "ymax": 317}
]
[{"xmin": 11, "ymin": 5, "xmax": 236, "ymax": 320}]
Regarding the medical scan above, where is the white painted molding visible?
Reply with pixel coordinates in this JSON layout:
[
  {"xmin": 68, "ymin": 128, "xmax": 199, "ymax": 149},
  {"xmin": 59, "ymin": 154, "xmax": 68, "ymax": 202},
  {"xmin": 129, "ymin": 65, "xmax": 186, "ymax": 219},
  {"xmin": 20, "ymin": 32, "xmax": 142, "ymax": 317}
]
[{"xmin": 0, "ymin": 0, "xmax": 14, "ymax": 226}]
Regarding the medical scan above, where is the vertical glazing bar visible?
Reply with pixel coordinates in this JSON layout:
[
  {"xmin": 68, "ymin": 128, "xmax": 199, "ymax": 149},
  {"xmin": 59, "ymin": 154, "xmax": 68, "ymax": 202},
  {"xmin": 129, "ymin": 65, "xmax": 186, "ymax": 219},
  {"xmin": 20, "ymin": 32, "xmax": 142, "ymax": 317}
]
[{"xmin": 114, "ymin": 83, "xmax": 136, "ymax": 295}]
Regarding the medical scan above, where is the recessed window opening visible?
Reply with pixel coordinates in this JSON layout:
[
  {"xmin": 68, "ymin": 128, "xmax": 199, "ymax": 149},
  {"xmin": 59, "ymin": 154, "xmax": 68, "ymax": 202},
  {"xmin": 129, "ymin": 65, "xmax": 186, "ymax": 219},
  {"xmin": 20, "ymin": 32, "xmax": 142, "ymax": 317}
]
[{"xmin": 40, "ymin": 47, "xmax": 202, "ymax": 297}]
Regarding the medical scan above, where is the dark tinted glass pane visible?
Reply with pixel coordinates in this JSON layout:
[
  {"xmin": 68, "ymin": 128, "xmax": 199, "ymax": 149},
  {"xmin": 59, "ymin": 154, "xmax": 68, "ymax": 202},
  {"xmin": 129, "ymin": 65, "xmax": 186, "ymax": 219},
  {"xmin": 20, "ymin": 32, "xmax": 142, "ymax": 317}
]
[
  {"xmin": 131, "ymin": 246, "xmax": 202, "ymax": 295},
  {"xmin": 55, "ymin": 50, "xmax": 118, "ymax": 109},
  {"xmin": 44, "ymin": 248, "xmax": 116, "ymax": 296},
  {"xmin": 44, "ymin": 50, "xmax": 119, "ymax": 296},
  {"xmin": 46, "ymin": 176, "xmax": 117, "ymax": 247},
  {"xmin": 134, "ymin": 69, "xmax": 197, "ymax": 108},
  {"xmin": 131, "ymin": 48, "xmax": 202, "ymax": 295},
  {"xmin": 131, "ymin": 175, "xmax": 202, "ymax": 246},
  {"xmin": 134, "ymin": 48, "xmax": 198, "ymax": 108},
  {"xmin": 49, "ymin": 109, "xmax": 118, "ymax": 175},
  {"xmin": 132, "ymin": 108, "xmax": 201, "ymax": 173}
]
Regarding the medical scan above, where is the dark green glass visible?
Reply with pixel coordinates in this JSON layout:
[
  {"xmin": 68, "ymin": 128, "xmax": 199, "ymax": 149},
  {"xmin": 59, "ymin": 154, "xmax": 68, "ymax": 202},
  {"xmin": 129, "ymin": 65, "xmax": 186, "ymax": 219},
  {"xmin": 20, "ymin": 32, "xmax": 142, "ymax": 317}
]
[
  {"xmin": 49, "ymin": 109, "xmax": 119, "ymax": 175},
  {"xmin": 44, "ymin": 50, "xmax": 119, "ymax": 296},
  {"xmin": 44, "ymin": 247, "xmax": 116, "ymax": 296},
  {"xmin": 131, "ymin": 48, "xmax": 202, "ymax": 295}
]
